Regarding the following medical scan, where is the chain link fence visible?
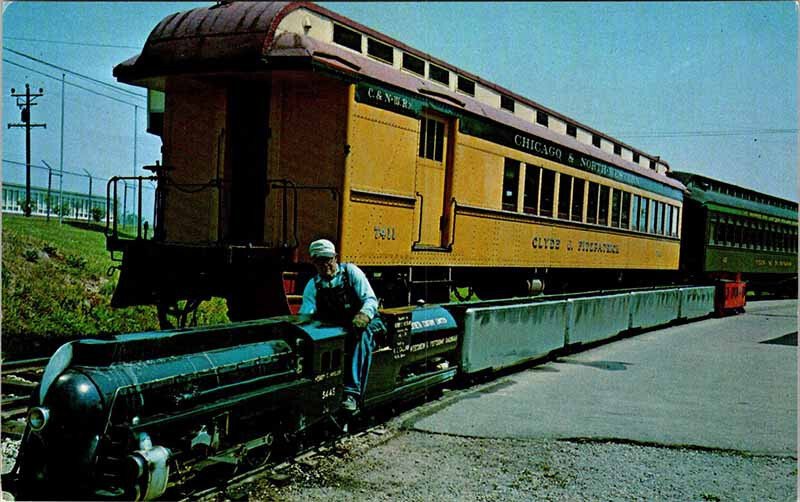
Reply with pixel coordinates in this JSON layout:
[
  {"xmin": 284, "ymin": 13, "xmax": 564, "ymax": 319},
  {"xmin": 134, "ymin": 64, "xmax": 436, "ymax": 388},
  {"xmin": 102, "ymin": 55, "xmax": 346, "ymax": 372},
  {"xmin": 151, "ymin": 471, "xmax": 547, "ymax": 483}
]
[{"xmin": 2, "ymin": 159, "xmax": 156, "ymax": 230}]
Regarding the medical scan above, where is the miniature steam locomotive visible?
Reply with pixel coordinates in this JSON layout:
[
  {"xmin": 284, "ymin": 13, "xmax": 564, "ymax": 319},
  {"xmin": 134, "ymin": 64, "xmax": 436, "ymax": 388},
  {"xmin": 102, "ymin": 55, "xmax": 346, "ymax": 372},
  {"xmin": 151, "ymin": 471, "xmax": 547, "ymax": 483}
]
[{"xmin": 8, "ymin": 305, "xmax": 458, "ymax": 500}]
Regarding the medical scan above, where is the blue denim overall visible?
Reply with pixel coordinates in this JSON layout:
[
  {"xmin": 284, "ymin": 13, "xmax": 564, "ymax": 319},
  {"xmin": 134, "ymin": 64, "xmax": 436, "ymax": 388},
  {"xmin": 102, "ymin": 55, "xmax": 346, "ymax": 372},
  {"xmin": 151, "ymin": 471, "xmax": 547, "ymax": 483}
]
[{"xmin": 314, "ymin": 264, "xmax": 384, "ymax": 401}]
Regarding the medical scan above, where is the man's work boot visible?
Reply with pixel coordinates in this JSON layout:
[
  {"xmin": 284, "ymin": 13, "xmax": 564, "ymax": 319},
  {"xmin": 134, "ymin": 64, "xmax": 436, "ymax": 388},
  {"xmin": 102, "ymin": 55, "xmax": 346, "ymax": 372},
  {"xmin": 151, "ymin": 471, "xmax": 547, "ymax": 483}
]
[{"xmin": 342, "ymin": 394, "xmax": 358, "ymax": 413}]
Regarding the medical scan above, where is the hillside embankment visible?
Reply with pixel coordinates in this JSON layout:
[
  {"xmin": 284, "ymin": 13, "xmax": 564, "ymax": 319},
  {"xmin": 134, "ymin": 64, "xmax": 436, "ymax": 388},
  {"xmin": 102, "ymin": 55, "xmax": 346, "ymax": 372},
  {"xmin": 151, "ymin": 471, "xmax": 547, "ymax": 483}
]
[{"xmin": 1, "ymin": 215, "xmax": 229, "ymax": 359}]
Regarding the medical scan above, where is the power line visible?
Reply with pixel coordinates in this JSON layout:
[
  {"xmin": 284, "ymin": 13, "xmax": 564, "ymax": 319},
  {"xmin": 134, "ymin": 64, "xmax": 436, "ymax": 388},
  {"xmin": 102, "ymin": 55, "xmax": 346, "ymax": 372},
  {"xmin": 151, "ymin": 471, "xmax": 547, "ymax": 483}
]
[
  {"xmin": 5, "ymin": 47, "xmax": 146, "ymax": 99},
  {"xmin": 4, "ymin": 36, "xmax": 141, "ymax": 50},
  {"xmin": 616, "ymin": 128, "xmax": 797, "ymax": 139},
  {"xmin": 3, "ymin": 158, "xmax": 156, "ymax": 189},
  {"xmin": 4, "ymin": 158, "xmax": 108, "ymax": 181},
  {"xmin": 5, "ymin": 47, "xmax": 795, "ymax": 150},
  {"xmin": 4, "ymin": 58, "xmax": 141, "ymax": 107}
]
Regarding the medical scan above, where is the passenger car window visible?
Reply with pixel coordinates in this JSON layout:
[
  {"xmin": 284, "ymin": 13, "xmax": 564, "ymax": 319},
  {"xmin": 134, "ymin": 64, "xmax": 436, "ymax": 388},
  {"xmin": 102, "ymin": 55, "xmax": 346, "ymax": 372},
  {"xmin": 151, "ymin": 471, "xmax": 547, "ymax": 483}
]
[
  {"xmin": 502, "ymin": 158, "xmax": 520, "ymax": 211},
  {"xmin": 571, "ymin": 178, "xmax": 585, "ymax": 222},
  {"xmin": 523, "ymin": 164, "xmax": 540, "ymax": 215},
  {"xmin": 557, "ymin": 174, "xmax": 572, "ymax": 219},
  {"xmin": 539, "ymin": 169, "xmax": 555, "ymax": 218}
]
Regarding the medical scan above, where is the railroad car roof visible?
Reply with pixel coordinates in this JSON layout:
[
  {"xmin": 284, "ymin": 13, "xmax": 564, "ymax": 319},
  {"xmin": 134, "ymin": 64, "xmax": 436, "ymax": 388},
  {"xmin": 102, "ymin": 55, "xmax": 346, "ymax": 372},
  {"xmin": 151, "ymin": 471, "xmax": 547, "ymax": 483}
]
[
  {"xmin": 670, "ymin": 171, "xmax": 798, "ymax": 222},
  {"xmin": 115, "ymin": 0, "xmax": 685, "ymax": 194}
]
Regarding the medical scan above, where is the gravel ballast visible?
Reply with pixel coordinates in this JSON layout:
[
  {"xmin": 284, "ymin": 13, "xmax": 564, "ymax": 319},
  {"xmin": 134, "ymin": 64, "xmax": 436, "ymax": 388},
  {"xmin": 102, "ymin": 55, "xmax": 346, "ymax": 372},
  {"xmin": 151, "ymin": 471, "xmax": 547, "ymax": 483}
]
[
  {"xmin": 239, "ymin": 420, "xmax": 796, "ymax": 501},
  {"xmin": 2, "ymin": 425, "xmax": 795, "ymax": 501}
]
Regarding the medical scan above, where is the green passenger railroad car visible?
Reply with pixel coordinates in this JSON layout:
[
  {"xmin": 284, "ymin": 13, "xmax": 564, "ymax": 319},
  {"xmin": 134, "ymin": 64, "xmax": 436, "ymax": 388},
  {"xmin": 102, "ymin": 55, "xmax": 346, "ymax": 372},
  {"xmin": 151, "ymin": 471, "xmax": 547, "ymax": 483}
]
[{"xmin": 671, "ymin": 171, "xmax": 797, "ymax": 298}]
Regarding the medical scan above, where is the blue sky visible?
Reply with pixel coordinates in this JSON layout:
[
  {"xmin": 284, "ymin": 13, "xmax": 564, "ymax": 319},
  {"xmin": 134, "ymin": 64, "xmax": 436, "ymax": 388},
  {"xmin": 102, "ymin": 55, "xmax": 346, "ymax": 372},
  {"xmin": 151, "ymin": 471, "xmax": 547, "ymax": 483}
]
[{"xmin": 2, "ymin": 2, "xmax": 797, "ymax": 206}]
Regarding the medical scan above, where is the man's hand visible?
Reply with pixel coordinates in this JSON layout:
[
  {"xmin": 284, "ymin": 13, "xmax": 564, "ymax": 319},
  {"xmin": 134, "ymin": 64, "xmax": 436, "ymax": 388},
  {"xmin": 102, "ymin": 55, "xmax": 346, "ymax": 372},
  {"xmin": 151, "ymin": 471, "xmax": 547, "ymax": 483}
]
[{"xmin": 352, "ymin": 312, "xmax": 370, "ymax": 329}]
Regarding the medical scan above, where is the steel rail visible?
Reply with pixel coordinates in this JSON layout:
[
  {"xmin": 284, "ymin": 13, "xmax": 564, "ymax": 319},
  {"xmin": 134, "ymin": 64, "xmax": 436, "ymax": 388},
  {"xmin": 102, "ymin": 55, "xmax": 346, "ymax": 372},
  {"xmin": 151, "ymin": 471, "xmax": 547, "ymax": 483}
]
[{"xmin": 1, "ymin": 357, "xmax": 49, "ymax": 375}]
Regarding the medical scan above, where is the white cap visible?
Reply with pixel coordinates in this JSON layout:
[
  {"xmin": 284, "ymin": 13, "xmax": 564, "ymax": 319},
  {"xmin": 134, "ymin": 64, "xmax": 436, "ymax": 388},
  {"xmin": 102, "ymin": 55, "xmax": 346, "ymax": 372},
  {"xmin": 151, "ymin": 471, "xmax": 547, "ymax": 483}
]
[{"xmin": 309, "ymin": 239, "xmax": 336, "ymax": 258}]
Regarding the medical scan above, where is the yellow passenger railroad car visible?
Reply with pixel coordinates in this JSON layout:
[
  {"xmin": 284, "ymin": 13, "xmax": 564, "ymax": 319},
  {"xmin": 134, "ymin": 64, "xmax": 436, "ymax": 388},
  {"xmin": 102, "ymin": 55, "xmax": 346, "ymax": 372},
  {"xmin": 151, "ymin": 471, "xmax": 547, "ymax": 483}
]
[{"xmin": 110, "ymin": 1, "xmax": 686, "ymax": 323}]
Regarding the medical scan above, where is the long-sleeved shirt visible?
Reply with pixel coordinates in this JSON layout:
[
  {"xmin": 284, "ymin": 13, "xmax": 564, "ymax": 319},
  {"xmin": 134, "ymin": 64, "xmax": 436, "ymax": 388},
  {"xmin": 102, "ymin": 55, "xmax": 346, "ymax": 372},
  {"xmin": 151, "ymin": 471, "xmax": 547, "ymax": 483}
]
[{"xmin": 298, "ymin": 263, "xmax": 379, "ymax": 319}]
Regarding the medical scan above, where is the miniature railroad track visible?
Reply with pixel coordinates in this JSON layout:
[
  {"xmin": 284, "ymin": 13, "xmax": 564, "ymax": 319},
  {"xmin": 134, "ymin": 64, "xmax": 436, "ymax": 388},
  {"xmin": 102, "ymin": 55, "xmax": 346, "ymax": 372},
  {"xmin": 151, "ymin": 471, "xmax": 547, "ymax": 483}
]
[
  {"xmin": 2, "ymin": 357, "xmax": 50, "ymax": 376},
  {"xmin": 180, "ymin": 396, "xmax": 430, "ymax": 502},
  {"xmin": 183, "ymin": 426, "xmax": 378, "ymax": 502},
  {"xmin": 2, "ymin": 357, "xmax": 48, "ymax": 436}
]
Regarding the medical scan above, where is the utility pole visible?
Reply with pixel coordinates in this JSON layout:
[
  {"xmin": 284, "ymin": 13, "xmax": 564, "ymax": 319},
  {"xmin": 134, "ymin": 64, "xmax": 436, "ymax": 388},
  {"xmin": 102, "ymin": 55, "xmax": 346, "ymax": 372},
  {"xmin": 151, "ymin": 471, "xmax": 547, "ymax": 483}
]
[
  {"xmin": 122, "ymin": 180, "xmax": 128, "ymax": 230},
  {"xmin": 83, "ymin": 168, "xmax": 93, "ymax": 222},
  {"xmin": 46, "ymin": 161, "xmax": 52, "ymax": 221},
  {"xmin": 42, "ymin": 160, "xmax": 60, "ymax": 223},
  {"xmin": 59, "ymin": 74, "xmax": 65, "ymax": 224},
  {"xmin": 133, "ymin": 105, "xmax": 139, "ymax": 230},
  {"xmin": 8, "ymin": 83, "xmax": 46, "ymax": 216}
]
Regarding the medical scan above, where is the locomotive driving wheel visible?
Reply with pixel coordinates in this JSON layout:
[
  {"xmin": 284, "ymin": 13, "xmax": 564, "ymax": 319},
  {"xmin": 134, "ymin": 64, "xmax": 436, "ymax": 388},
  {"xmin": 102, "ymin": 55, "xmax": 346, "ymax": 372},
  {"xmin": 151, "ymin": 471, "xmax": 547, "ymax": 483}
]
[
  {"xmin": 157, "ymin": 298, "xmax": 205, "ymax": 329},
  {"xmin": 239, "ymin": 432, "xmax": 276, "ymax": 471}
]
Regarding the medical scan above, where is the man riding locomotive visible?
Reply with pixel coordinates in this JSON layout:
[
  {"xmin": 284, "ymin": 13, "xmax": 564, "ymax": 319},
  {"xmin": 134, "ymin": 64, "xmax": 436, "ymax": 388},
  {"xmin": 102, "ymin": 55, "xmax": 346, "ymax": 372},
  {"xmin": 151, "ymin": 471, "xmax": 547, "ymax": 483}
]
[{"xmin": 299, "ymin": 239, "xmax": 386, "ymax": 412}]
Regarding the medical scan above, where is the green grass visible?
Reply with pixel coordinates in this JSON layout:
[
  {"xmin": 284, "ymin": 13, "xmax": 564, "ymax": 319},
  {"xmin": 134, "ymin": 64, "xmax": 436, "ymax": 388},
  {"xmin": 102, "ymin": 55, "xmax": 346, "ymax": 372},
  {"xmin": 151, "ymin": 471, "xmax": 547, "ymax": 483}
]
[
  {"xmin": 450, "ymin": 286, "xmax": 480, "ymax": 302},
  {"xmin": 2, "ymin": 215, "xmax": 229, "ymax": 359}
]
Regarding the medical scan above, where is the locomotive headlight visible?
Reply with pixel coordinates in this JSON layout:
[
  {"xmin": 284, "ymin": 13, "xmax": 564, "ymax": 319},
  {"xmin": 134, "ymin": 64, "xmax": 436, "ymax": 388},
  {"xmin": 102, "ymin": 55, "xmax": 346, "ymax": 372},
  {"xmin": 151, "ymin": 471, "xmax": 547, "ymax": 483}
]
[{"xmin": 27, "ymin": 406, "xmax": 50, "ymax": 431}]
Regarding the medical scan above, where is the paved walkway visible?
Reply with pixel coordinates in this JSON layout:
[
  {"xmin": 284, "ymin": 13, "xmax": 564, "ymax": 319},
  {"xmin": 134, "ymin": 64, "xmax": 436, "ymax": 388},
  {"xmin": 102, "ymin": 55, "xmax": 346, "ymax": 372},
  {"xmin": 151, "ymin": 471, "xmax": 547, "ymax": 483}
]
[{"xmin": 411, "ymin": 299, "xmax": 797, "ymax": 456}]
